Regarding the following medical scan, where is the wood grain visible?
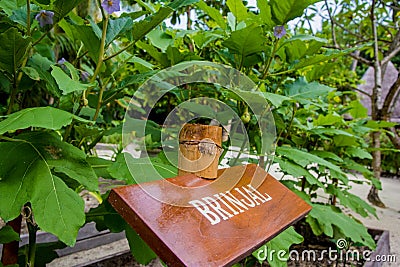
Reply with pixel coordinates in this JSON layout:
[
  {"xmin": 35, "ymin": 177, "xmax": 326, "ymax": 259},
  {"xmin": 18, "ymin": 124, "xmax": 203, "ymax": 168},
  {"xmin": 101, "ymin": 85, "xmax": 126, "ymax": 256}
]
[{"xmin": 109, "ymin": 164, "xmax": 311, "ymax": 267}]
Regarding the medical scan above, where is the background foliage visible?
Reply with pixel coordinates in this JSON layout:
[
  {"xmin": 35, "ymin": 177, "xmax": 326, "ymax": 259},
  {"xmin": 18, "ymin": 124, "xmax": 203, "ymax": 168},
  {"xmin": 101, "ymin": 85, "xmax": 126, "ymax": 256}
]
[{"xmin": 0, "ymin": 0, "xmax": 398, "ymax": 266}]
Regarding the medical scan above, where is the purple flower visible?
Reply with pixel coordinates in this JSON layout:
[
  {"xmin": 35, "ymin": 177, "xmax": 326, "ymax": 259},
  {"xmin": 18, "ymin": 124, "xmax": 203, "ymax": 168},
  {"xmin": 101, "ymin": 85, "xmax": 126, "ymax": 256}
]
[
  {"xmin": 101, "ymin": 0, "xmax": 120, "ymax": 14},
  {"xmin": 35, "ymin": 10, "xmax": 54, "ymax": 28},
  {"xmin": 57, "ymin": 58, "xmax": 66, "ymax": 65},
  {"xmin": 273, "ymin": 25, "xmax": 286, "ymax": 39},
  {"xmin": 57, "ymin": 58, "xmax": 67, "ymax": 70},
  {"xmin": 80, "ymin": 71, "xmax": 90, "ymax": 82}
]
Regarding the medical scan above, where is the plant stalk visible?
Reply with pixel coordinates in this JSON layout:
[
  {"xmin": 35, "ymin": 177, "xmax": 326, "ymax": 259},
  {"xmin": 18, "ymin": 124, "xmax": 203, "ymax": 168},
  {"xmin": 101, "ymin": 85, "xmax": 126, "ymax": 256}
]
[
  {"xmin": 27, "ymin": 0, "xmax": 31, "ymax": 36},
  {"xmin": 261, "ymin": 39, "xmax": 280, "ymax": 79},
  {"xmin": 27, "ymin": 220, "xmax": 38, "ymax": 267}
]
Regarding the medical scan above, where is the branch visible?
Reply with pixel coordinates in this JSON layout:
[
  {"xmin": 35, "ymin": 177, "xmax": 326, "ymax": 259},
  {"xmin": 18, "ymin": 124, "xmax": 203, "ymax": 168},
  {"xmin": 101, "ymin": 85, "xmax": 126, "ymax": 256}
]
[
  {"xmin": 382, "ymin": 45, "xmax": 400, "ymax": 65},
  {"xmin": 371, "ymin": 0, "xmax": 383, "ymax": 116},
  {"xmin": 350, "ymin": 52, "xmax": 373, "ymax": 66},
  {"xmin": 324, "ymin": 0, "xmax": 339, "ymax": 48},
  {"xmin": 387, "ymin": 127, "xmax": 400, "ymax": 149},
  {"xmin": 381, "ymin": 73, "xmax": 400, "ymax": 119},
  {"xmin": 353, "ymin": 87, "xmax": 372, "ymax": 97}
]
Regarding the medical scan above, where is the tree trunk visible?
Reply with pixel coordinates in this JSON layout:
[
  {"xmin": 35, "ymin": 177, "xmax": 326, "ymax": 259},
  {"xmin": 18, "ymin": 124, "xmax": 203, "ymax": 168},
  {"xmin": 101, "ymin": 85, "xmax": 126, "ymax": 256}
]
[
  {"xmin": 367, "ymin": 1, "xmax": 386, "ymax": 207},
  {"xmin": 368, "ymin": 131, "xmax": 386, "ymax": 207}
]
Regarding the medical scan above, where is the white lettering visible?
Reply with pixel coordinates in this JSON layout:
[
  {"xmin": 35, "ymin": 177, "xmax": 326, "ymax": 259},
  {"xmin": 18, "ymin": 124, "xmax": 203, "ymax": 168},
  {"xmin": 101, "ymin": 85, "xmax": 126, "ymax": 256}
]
[
  {"xmin": 188, "ymin": 199, "xmax": 221, "ymax": 225},
  {"xmin": 188, "ymin": 184, "xmax": 273, "ymax": 225}
]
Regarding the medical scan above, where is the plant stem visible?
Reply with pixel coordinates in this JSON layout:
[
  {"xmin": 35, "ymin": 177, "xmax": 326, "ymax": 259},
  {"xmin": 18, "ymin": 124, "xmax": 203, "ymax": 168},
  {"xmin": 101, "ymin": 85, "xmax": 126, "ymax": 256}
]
[
  {"xmin": 27, "ymin": 0, "xmax": 31, "ymax": 36},
  {"xmin": 261, "ymin": 39, "xmax": 280, "ymax": 79},
  {"xmin": 87, "ymin": 6, "xmax": 109, "ymax": 121},
  {"xmin": 93, "ymin": 84, "xmax": 105, "ymax": 122},
  {"xmin": 27, "ymin": 220, "xmax": 38, "ymax": 267}
]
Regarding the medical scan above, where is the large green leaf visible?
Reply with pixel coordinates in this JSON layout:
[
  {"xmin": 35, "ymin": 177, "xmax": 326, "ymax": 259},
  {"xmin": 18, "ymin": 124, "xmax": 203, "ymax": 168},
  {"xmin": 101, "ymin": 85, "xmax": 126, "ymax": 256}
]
[
  {"xmin": 327, "ymin": 186, "xmax": 376, "ymax": 218},
  {"xmin": 53, "ymin": 0, "xmax": 84, "ymax": 24},
  {"xmin": 132, "ymin": 0, "xmax": 198, "ymax": 43},
  {"xmin": 0, "ymin": 0, "xmax": 25, "ymax": 16},
  {"xmin": 252, "ymin": 226, "xmax": 303, "ymax": 267},
  {"xmin": 59, "ymin": 20, "xmax": 100, "ymax": 61},
  {"xmin": 270, "ymin": 0, "xmax": 321, "ymax": 25},
  {"xmin": 0, "ymin": 28, "xmax": 31, "ymax": 75},
  {"xmin": 106, "ymin": 17, "xmax": 133, "ymax": 46},
  {"xmin": 306, "ymin": 204, "xmax": 376, "ymax": 249},
  {"xmin": 274, "ymin": 158, "xmax": 323, "ymax": 187},
  {"xmin": 284, "ymin": 77, "xmax": 334, "ymax": 101},
  {"xmin": 276, "ymin": 146, "xmax": 348, "ymax": 181},
  {"xmin": 222, "ymin": 24, "xmax": 265, "ymax": 57},
  {"xmin": 196, "ymin": 1, "xmax": 227, "ymax": 30},
  {"xmin": 0, "ymin": 132, "xmax": 97, "ymax": 245},
  {"xmin": 108, "ymin": 153, "xmax": 177, "ymax": 184},
  {"xmin": 28, "ymin": 54, "xmax": 61, "ymax": 97},
  {"xmin": 0, "ymin": 107, "xmax": 89, "ymax": 135},
  {"xmin": 51, "ymin": 65, "xmax": 92, "ymax": 95},
  {"xmin": 227, "ymin": 0, "xmax": 248, "ymax": 22}
]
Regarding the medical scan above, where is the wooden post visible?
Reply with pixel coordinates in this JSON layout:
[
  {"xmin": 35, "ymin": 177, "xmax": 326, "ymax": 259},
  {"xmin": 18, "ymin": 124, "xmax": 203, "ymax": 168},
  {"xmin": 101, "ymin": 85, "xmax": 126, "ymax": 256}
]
[{"xmin": 178, "ymin": 124, "xmax": 222, "ymax": 179}]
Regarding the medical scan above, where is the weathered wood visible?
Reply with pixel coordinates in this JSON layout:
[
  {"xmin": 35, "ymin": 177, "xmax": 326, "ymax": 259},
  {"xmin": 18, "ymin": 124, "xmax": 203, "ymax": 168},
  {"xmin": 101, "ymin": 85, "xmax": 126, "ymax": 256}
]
[
  {"xmin": 108, "ymin": 164, "xmax": 312, "ymax": 267},
  {"xmin": 178, "ymin": 124, "xmax": 222, "ymax": 179},
  {"xmin": 364, "ymin": 229, "xmax": 391, "ymax": 267}
]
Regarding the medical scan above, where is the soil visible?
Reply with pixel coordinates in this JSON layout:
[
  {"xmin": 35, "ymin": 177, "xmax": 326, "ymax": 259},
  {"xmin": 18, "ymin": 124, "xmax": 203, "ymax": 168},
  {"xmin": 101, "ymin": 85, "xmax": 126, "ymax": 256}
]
[{"xmin": 86, "ymin": 223, "xmax": 381, "ymax": 267}]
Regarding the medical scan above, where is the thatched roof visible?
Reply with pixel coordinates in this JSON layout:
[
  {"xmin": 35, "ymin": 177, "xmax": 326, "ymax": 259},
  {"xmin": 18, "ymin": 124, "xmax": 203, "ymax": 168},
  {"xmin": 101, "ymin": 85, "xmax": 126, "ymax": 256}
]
[{"xmin": 358, "ymin": 61, "xmax": 400, "ymax": 122}]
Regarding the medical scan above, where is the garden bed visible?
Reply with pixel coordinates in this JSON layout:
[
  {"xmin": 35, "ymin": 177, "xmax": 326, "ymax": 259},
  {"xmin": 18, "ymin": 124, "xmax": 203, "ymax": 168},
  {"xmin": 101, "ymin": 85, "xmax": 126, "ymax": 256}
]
[{"xmin": 80, "ymin": 227, "xmax": 390, "ymax": 267}]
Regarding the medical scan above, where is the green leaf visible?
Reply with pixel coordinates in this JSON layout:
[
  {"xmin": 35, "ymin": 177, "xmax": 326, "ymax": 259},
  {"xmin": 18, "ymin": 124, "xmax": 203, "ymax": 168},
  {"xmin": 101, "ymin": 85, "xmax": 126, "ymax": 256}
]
[
  {"xmin": 227, "ymin": 0, "xmax": 248, "ymax": 22},
  {"xmin": 314, "ymin": 113, "xmax": 344, "ymax": 126},
  {"xmin": 222, "ymin": 24, "xmax": 265, "ymax": 57},
  {"xmin": 276, "ymin": 146, "xmax": 347, "ymax": 181},
  {"xmin": 0, "ymin": 28, "xmax": 31, "ymax": 75},
  {"xmin": 107, "ymin": 153, "xmax": 135, "ymax": 184},
  {"xmin": 21, "ymin": 66, "xmax": 40, "ymax": 81},
  {"xmin": 167, "ymin": 0, "xmax": 199, "ymax": 10},
  {"xmin": 263, "ymin": 92, "xmax": 291, "ymax": 108},
  {"xmin": 364, "ymin": 120, "xmax": 397, "ymax": 129},
  {"xmin": 334, "ymin": 189, "xmax": 376, "ymax": 218},
  {"xmin": 131, "ymin": 0, "xmax": 197, "ymax": 44},
  {"xmin": 0, "ymin": 132, "xmax": 91, "ymax": 246},
  {"xmin": 292, "ymin": 46, "xmax": 363, "ymax": 70},
  {"xmin": 257, "ymin": 0, "xmax": 274, "ymax": 28},
  {"xmin": 274, "ymin": 158, "xmax": 323, "ymax": 187},
  {"xmin": 106, "ymin": 17, "xmax": 133, "ymax": 46},
  {"xmin": 346, "ymin": 147, "xmax": 372, "ymax": 159},
  {"xmin": 51, "ymin": 66, "xmax": 92, "ymax": 95},
  {"xmin": 0, "ymin": 107, "xmax": 89, "ymax": 135},
  {"xmin": 27, "ymin": 57, "xmax": 62, "ymax": 95},
  {"xmin": 310, "ymin": 150, "xmax": 343, "ymax": 162},
  {"xmin": 270, "ymin": 0, "xmax": 321, "ymax": 25},
  {"xmin": 86, "ymin": 194, "xmax": 126, "ymax": 233},
  {"xmin": 87, "ymin": 157, "xmax": 113, "ymax": 179},
  {"xmin": 284, "ymin": 77, "xmax": 334, "ymax": 101},
  {"xmin": 348, "ymin": 100, "xmax": 368, "ymax": 118},
  {"xmin": 253, "ymin": 226, "xmax": 303, "ymax": 266},
  {"xmin": 147, "ymin": 28, "xmax": 174, "ymax": 52},
  {"xmin": 0, "ymin": 0, "xmax": 25, "ymax": 16},
  {"xmin": 196, "ymin": 1, "xmax": 227, "ymax": 30},
  {"xmin": 108, "ymin": 153, "xmax": 177, "ymax": 184},
  {"xmin": 53, "ymin": 0, "xmax": 84, "ymax": 24},
  {"xmin": 306, "ymin": 204, "xmax": 376, "ymax": 249},
  {"xmin": 125, "ymin": 225, "xmax": 157, "ymax": 265},
  {"xmin": 59, "ymin": 20, "xmax": 100, "ymax": 61},
  {"xmin": 0, "ymin": 225, "xmax": 21, "ymax": 243}
]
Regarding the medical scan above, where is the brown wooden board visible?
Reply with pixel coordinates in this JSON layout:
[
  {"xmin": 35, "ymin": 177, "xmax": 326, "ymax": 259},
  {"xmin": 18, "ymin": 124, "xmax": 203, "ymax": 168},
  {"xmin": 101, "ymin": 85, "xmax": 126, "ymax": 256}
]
[{"xmin": 108, "ymin": 164, "xmax": 312, "ymax": 267}]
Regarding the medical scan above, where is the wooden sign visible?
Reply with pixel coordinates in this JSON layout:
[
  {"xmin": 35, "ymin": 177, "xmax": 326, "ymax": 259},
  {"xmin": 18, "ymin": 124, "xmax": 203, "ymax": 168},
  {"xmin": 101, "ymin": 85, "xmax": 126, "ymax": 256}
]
[{"xmin": 108, "ymin": 164, "xmax": 311, "ymax": 267}]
